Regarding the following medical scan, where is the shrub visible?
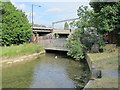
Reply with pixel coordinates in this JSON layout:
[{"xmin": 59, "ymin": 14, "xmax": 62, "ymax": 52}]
[{"xmin": 1, "ymin": 1, "xmax": 32, "ymax": 46}]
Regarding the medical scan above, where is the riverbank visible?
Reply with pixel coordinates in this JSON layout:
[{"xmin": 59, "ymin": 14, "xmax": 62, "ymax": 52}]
[
  {"xmin": 1, "ymin": 43, "xmax": 44, "ymax": 57},
  {"xmin": 1, "ymin": 51, "xmax": 45, "ymax": 65},
  {"xmin": 85, "ymin": 44, "xmax": 119, "ymax": 88},
  {"xmin": 0, "ymin": 43, "xmax": 45, "ymax": 65}
]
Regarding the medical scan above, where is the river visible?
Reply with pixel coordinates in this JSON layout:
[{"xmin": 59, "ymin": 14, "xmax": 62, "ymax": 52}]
[{"xmin": 2, "ymin": 52, "xmax": 90, "ymax": 88}]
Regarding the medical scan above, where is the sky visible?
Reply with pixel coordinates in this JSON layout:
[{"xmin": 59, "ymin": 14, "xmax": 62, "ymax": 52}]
[{"xmin": 10, "ymin": 0, "xmax": 91, "ymax": 29}]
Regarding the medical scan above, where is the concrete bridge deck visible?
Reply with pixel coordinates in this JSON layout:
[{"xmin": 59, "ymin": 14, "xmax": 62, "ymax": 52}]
[
  {"xmin": 33, "ymin": 27, "xmax": 53, "ymax": 33},
  {"xmin": 33, "ymin": 27, "xmax": 74, "ymax": 35},
  {"xmin": 53, "ymin": 29, "xmax": 74, "ymax": 34}
]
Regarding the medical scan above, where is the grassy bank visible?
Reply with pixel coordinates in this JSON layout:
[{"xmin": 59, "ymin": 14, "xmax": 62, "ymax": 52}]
[
  {"xmin": 1, "ymin": 43, "xmax": 44, "ymax": 58},
  {"xmin": 87, "ymin": 45, "xmax": 119, "ymax": 88}
]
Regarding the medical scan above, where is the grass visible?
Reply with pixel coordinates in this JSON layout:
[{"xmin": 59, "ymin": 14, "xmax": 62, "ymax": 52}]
[
  {"xmin": 0, "ymin": 43, "xmax": 44, "ymax": 57},
  {"xmin": 87, "ymin": 51, "xmax": 118, "ymax": 70},
  {"xmin": 87, "ymin": 45, "xmax": 119, "ymax": 88},
  {"xmin": 88, "ymin": 76, "xmax": 118, "ymax": 88}
]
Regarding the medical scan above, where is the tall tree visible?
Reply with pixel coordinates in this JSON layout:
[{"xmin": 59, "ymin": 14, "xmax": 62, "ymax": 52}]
[
  {"xmin": 90, "ymin": 1, "xmax": 120, "ymax": 45},
  {"xmin": 66, "ymin": 6, "xmax": 98, "ymax": 60},
  {"xmin": 1, "ymin": 1, "xmax": 32, "ymax": 46},
  {"xmin": 64, "ymin": 22, "xmax": 69, "ymax": 30}
]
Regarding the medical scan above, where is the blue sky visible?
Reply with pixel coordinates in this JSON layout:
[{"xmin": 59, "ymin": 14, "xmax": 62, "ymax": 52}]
[{"xmin": 10, "ymin": 0, "xmax": 91, "ymax": 29}]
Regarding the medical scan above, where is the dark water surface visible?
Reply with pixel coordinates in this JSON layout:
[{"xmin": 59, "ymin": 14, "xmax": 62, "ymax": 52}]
[{"xmin": 2, "ymin": 53, "xmax": 86, "ymax": 88}]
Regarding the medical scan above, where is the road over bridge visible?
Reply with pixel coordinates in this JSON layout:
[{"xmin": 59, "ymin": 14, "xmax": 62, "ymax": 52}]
[
  {"xmin": 33, "ymin": 27, "xmax": 53, "ymax": 33},
  {"xmin": 33, "ymin": 27, "xmax": 74, "ymax": 35}
]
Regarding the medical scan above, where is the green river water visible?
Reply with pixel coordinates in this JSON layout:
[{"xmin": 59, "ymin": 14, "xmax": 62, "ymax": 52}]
[{"xmin": 2, "ymin": 52, "xmax": 89, "ymax": 88}]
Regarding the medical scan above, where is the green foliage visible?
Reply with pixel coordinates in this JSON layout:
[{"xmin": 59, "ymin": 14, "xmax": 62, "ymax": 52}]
[
  {"xmin": 55, "ymin": 33, "xmax": 59, "ymax": 38},
  {"xmin": 0, "ymin": 2, "xmax": 2, "ymax": 45},
  {"xmin": 64, "ymin": 22, "xmax": 69, "ymax": 30},
  {"xmin": 1, "ymin": 43, "xmax": 44, "ymax": 57},
  {"xmin": 2, "ymin": 1, "xmax": 32, "ymax": 46},
  {"xmin": 66, "ymin": 2, "xmax": 120, "ymax": 60},
  {"xmin": 77, "ymin": 5, "xmax": 106, "ymax": 49},
  {"xmin": 90, "ymin": 2, "xmax": 120, "ymax": 45},
  {"xmin": 66, "ymin": 5, "xmax": 106, "ymax": 60},
  {"xmin": 66, "ymin": 6, "xmax": 92, "ymax": 60},
  {"xmin": 89, "ymin": 2, "xmax": 116, "ymax": 13},
  {"xmin": 77, "ymin": 6, "xmax": 95, "ymax": 28},
  {"xmin": 66, "ymin": 28, "xmax": 86, "ymax": 60},
  {"xmin": 69, "ymin": 21, "xmax": 75, "ymax": 29}
]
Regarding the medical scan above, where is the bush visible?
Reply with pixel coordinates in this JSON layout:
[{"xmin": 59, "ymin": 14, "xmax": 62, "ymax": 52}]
[
  {"xmin": 1, "ymin": 1, "xmax": 32, "ymax": 46},
  {"xmin": 66, "ymin": 28, "xmax": 86, "ymax": 60}
]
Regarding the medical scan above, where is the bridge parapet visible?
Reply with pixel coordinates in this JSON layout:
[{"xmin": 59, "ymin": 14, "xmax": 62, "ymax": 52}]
[
  {"xmin": 39, "ymin": 38, "xmax": 68, "ymax": 51},
  {"xmin": 33, "ymin": 27, "xmax": 53, "ymax": 33}
]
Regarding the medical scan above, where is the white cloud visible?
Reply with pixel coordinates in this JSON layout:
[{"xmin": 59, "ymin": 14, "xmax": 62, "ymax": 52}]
[
  {"xmin": 12, "ymin": 2, "xmax": 26, "ymax": 10},
  {"xmin": 45, "ymin": 8, "xmax": 63, "ymax": 13},
  {"xmin": 17, "ymin": 4, "xmax": 26, "ymax": 10},
  {"xmin": 25, "ymin": 13, "xmax": 31, "ymax": 17}
]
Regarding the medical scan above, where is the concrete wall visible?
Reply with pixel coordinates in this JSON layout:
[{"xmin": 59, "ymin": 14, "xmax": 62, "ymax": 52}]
[{"xmin": 84, "ymin": 54, "xmax": 102, "ymax": 89}]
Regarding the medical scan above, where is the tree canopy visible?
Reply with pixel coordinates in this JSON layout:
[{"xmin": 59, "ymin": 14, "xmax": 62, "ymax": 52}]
[
  {"xmin": 90, "ymin": 2, "xmax": 120, "ymax": 45},
  {"xmin": 66, "ymin": 2, "xmax": 120, "ymax": 60},
  {"xmin": 1, "ymin": 1, "xmax": 32, "ymax": 46},
  {"xmin": 66, "ymin": 6, "xmax": 97, "ymax": 60}
]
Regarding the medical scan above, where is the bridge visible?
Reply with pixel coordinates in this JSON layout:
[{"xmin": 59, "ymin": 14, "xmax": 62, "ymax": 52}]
[
  {"xmin": 33, "ymin": 27, "xmax": 75, "ymax": 51},
  {"xmin": 33, "ymin": 18, "xmax": 78, "ymax": 51},
  {"xmin": 39, "ymin": 38, "xmax": 68, "ymax": 51},
  {"xmin": 33, "ymin": 27, "xmax": 74, "ymax": 39},
  {"xmin": 33, "ymin": 27, "xmax": 53, "ymax": 33},
  {"xmin": 53, "ymin": 29, "xmax": 73, "ymax": 34},
  {"xmin": 33, "ymin": 27, "xmax": 71, "ymax": 51},
  {"xmin": 33, "ymin": 27, "xmax": 73, "ymax": 35}
]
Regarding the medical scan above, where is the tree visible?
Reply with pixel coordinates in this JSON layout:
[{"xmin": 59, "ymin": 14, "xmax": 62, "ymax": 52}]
[
  {"xmin": 66, "ymin": 5, "xmax": 106, "ymax": 60},
  {"xmin": 89, "ymin": 1, "xmax": 116, "ymax": 13},
  {"xmin": 1, "ymin": 1, "xmax": 32, "ymax": 46},
  {"xmin": 66, "ymin": 6, "xmax": 95, "ymax": 60},
  {"xmin": 90, "ymin": 2, "xmax": 120, "ymax": 45},
  {"xmin": 64, "ymin": 22, "xmax": 69, "ymax": 30}
]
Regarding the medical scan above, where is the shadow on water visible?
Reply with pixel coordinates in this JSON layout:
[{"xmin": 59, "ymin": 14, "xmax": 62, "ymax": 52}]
[{"xmin": 2, "ymin": 51, "xmax": 90, "ymax": 88}]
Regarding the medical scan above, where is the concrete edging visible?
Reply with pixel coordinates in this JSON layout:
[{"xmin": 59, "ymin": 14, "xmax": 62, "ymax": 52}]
[
  {"xmin": 1, "ymin": 50, "xmax": 46, "ymax": 64},
  {"xmin": 83, "ymin": 54, "xmax": 102, "ymax": 89}
]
